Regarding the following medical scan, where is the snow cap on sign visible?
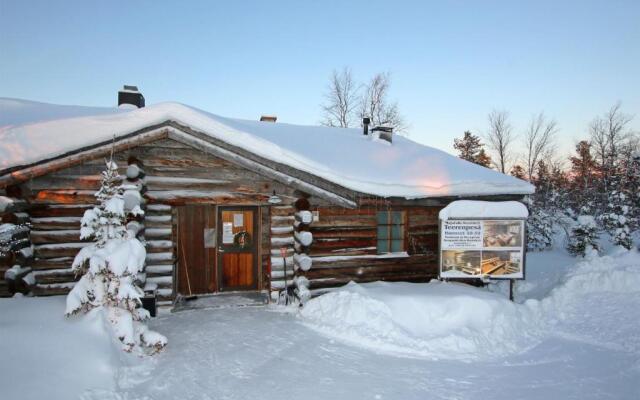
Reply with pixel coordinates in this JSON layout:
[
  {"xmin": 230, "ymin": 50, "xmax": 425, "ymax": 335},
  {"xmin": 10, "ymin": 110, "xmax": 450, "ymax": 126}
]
[{"xmin": 439, "ymin": 200, "xmax": 529, "ymax": 220}]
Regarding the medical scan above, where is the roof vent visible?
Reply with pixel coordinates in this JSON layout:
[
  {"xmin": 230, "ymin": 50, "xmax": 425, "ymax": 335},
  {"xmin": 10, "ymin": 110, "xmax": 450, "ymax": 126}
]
[
  {"xmin": 371, "ymin": 126, "xmax": 393, "ymax": 143},
  {"xmin": 260, "ymin": 115, "xmax": 277, "ymax": 123},
  {"xmin": 118, "ymin": 85, "xmax": 145, "ymax": 108}
]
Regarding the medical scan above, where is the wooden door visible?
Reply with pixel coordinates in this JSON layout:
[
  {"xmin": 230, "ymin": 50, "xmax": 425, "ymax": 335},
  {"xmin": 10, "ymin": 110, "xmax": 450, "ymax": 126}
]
[
  {"xmin": 217, "ymin": 207, "xmax": 258, "ymax": 291},
  {"xmin": 177, "ymin": 205, "xmax": 217, "ymax": 295}
]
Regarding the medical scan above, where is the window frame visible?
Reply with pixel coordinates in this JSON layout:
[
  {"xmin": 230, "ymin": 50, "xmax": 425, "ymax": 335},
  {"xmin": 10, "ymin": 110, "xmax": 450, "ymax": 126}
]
[{"xmin": 376, "ymin": 210, "xmax": 407, "ymax": 254}]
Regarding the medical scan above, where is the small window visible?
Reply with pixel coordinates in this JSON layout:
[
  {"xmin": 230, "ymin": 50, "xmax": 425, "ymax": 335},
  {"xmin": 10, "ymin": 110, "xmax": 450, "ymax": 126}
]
[{"xmin": 377, "ymin": 211, "xmax": 405, "ymax": 254}]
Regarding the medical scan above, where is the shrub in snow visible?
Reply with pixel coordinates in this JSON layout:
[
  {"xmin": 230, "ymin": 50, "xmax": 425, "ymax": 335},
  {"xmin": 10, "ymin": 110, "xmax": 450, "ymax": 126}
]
[
  {"xmin": 600, "ymin": 191, "xmax": 634, "ymax": 250},
  {"xmin": 526, "ymin": 199, "xmax": 554, "ymax": 251},
  {"xmin": 65, "ymin": 158, "xmax": 166, "ymax": 354},
  {"xmin": 566, "ymin": 215, "xmax": 600, "ymax": 256}
]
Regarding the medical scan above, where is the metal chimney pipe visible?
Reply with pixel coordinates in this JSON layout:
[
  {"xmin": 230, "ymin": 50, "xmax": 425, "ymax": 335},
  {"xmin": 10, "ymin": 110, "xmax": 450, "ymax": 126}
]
[{"xmin": 363, "ymin": 117, "xmax": 370, "ymax": 135}]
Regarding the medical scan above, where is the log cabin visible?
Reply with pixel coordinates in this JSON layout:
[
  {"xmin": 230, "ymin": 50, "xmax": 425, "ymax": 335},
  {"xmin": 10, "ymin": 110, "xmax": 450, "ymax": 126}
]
[{"xmin": 0, "ymin": 89, "xmax": 534, "ymax": 306}]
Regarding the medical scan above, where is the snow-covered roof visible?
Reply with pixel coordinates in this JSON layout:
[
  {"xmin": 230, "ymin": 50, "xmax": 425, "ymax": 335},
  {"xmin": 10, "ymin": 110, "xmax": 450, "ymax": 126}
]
[{"xmin": 0, "ymin": 98, "xmax": 534, "ymax": 199}]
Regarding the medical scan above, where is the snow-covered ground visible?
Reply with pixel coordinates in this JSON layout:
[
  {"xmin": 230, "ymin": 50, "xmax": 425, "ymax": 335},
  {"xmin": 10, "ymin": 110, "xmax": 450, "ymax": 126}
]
[{"xmin": 1, "ymin": 244, "xmax": 639, "ymax": 400}]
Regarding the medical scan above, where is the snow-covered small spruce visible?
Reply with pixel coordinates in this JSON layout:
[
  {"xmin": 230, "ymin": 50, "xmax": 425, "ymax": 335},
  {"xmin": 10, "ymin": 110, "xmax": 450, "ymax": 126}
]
[
  {"xmin": 526, "ymin": 199, "xmax": 553, "ymax": 251},
  {"xmin": 65, "ymin": 156, "xmax": 166, "ymax": 353},
  {"xmin": 566, "ymin": 215, "xmax": 600, "ymax": 256},
  {"xmin": 600, "ymin": 190, "xmax": 634, "ymax": 250}
]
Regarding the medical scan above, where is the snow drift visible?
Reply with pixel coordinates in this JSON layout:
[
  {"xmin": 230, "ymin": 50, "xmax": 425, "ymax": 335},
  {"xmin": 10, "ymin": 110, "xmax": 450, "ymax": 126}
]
[
  {"xmin": 300, "ymin": 281, "xmax": 541, "ymax": 361},
  {"xmin": 0, "ymin": 296, "xmax": 118, "ymax": 400},
  {"xmin": 300, "ymin": 248, "xmax": 640, "ymax": 361}
]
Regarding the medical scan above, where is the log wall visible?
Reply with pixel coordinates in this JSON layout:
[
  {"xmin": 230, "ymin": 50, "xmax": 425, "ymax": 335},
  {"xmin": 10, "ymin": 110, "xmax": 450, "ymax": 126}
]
[
  {"xmin": 5, "ymin": 136, "xmax": 452, "ymax": 301},
  {"xmin": 15, "ymin": 138, "xmax": 313, "ymax": 301},
  {"xmin": 303, "ymin": 205, "xmax": 441, "ymax": 291}
]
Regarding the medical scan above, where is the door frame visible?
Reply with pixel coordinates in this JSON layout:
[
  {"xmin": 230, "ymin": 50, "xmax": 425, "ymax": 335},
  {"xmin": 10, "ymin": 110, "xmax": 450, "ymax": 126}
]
[{"xmin": 216, "ymin": 205, "xmax": 260, "ymax": 292}]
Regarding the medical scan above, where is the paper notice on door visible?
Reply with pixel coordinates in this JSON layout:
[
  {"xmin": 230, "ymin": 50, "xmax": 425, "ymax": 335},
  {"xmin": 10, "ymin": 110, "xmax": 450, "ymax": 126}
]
[
  {"xmin": 203, "ymin": 228, "xmax": 216, "ymax": 248},
  {"xmin": 233, "ymin": 213, "xmax": 244, "ymax": 227},
  {"xmin": 222, "ymin": 222, "xmax": 234, "ymax": 244}
]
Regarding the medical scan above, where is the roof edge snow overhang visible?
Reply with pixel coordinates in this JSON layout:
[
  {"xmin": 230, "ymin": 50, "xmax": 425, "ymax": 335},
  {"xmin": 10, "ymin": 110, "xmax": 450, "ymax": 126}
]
[{"xmin": 0, "ymin": 121, "xmax": 358, "ymax": 208}]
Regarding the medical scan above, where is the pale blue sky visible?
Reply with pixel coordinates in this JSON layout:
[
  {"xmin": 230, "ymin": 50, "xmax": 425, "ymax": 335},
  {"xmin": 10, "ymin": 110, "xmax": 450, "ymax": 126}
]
[{"xmin": 1, "ymin": 0, "xmax": 638, "ymax": 159}]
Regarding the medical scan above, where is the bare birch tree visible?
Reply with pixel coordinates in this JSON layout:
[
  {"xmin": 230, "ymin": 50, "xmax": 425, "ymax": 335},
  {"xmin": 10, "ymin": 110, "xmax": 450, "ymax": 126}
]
[
  {"xmin": 523, "ymin": 112, "xmax": 557, "ymax": 181},
  {"xmin": 320, "ymin": 67, "xmax": 359, "ymax": 128},
  {"xmin": 589, "ymin": 102, "xmax": 634, "ymax": 177},
  {"xmin": 485, "ymin": 110, "xmax": 515, "ymax": 173},
  {"xmin": 358, "ymin": 72, "xmax": 407, "ymax": 133}
]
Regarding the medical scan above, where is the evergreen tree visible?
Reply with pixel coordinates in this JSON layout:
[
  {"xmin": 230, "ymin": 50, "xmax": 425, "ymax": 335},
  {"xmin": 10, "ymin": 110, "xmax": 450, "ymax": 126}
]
[
  {"xmin": 475, "ymin": 148, "xmax": 492, "ymax": 168},
  {"xmin": 526, "ymin": 197, "xmax": 554, "ymax": 251},
  {"xmin": 510, "ymin": 165, "xmax": 526, "ymax": 180},
  {"xmin": 600, "ymin": 190, "xmax": 633, "ymax": 249},
  {"xmin": 454, "ymin": 131, "xmax": 492, "ymax": 167},
  {"xmin": 66, "ymin": 157, "xmax": 166, "ymax": 353},
  {"xmin": 567, "ymin": 215, "xmax": 600, "ymax": 256},
  {"xmin": 569, "ymin": 141, "xmax": 598, "ymax": 212}
]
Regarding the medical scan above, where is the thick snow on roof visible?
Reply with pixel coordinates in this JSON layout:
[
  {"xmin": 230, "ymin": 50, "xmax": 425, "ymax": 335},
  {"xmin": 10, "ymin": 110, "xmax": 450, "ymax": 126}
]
[{"xmin": 0, "ymin": 98, "xmax": 534, "ymax": 198}]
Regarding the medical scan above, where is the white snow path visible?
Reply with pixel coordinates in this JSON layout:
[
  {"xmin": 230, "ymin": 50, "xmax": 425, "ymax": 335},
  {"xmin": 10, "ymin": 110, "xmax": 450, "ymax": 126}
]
[{"xmin": 104, "ymin": 306, "xmax": 639, "ymax": 400}]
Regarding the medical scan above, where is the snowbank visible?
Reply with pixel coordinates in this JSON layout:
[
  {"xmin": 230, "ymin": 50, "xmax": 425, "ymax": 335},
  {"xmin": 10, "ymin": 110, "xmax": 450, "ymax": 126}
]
[
  {"xmin": 0, "ymin": 98, "xmax": 534, "ymax": 199},
  {"xmin": 301, "ymin": 247, "xmax": 640, "ymax": 361},
  {"xmin": 439, "ymin": 200, "xmax": 529, "ymax": 220},
  {"xmin": 0, "ymin": 296, "xmax": 119, "ymax": 400},
  {"xmin": 299, "ymin": 281, "xmax": 541, "ymax": 361}
]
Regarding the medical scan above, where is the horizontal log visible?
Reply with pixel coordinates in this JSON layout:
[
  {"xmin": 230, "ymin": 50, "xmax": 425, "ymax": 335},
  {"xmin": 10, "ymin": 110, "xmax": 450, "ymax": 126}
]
[
  {"xmin": 29, "ymin": 204, "xmax": 93, "ymax": 218},
  {"xmin": 271, "ymin": 226, "xmax": 293, "ymax": 235},
  {"xmin": 30, "ymin": 190, "xmax": 97, "ymax": 204},
  {"xmin": 0, "ymin": 198, "xmax": 29, "ymax": 213},
  {"xmin": 31, "ymin": 216, "xmax": 81, "ymax": 230},
  {"xmin": 34, "ymin": 269, "xmax": 77, "ymax": 284},
  {"xmin": 31, "ymin": 284, "xmax": 74, "ymax": 296},
  {"xmin": 146, "ymin": 204, "xmax": 172, "ymax": 212},
  {"xmin": 270, "ymin": 206, "xmax": 295, "ymax": 217},
  {"xmin": 30, "ymin": 257, "xmax": 74, "ymax": 271},
  {"xmin": 312, "ymin": 228, "xmax": 375, "ymax": 239},
  {"xmin": 271, "ymin": 256, "xmax": 293, "ymax": 268},
  {"xmin": 311, "ymin": 253, "xmax": 434, "ymax": 268},
  {"xmin": 146, "ymin": 252, "xmax": 173, "ymax": 264},
  {"xmin": 34, "ymin": 243, "xmax": 89, "ymax": 258},
  {"xmin": 305, "ymin": 262, "xmax": 437, "ymax": 280},
  {"xmin": 408, "ymin": 214, "xmax": 439, "ymax": 227},
  {"xmin": 146, "ymin": 275, "xmax": 173, "ymax": 287},
  {"xmin": 315, "ymin": 207, "xmax": 376, "ymax": 217},
  {"xmin": 31, "ymin": 230, "xmax": 81, "ymax": 244},
  {"xmin": 1, "ymin": 212, "xmax": 30, "ymax": 224},
  {"xmin": 145, "ymin": 228, "xmax": 172, "ymax": 239},
  {"xmin": 270, "ymin": 248, "xmax": 294, "ymax": 257},
  {"xmin": 313, "ymin": 238, "xmax": 375, "ymax": 250},
  {"xmin": 309, "ymin": 247, "xmax": 377, "ymax": 258},
  {"xmin": 308, "ymin": 273, "xmax": 436, "ymax": 289},
  {"xmin": 145, "ymin": 264, "xmax": 173, "ymax": 275},
  {"xmin": 311, "ymin": 215, "xmax": 376, "ymax": 228}
]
